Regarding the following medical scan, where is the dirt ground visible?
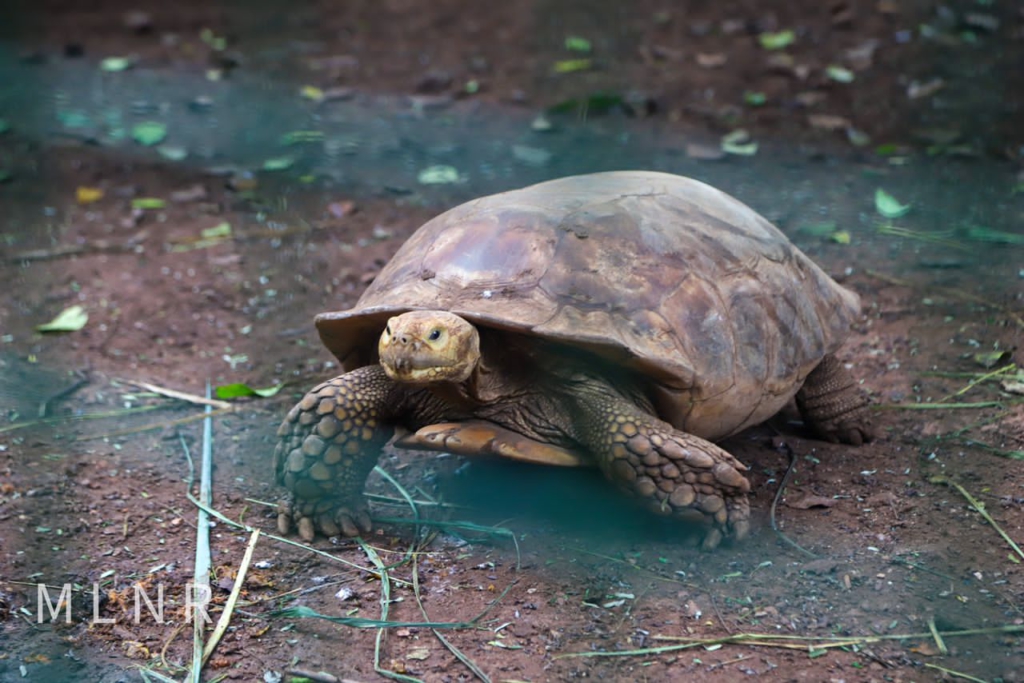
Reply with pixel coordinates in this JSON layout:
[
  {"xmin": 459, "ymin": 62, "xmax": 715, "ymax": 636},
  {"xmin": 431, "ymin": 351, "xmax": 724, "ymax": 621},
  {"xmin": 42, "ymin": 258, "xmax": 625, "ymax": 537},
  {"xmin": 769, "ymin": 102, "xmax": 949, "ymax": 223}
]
[{"xmin": 1, "ymin": 1, "xmax": 1023, "ymax": 682}]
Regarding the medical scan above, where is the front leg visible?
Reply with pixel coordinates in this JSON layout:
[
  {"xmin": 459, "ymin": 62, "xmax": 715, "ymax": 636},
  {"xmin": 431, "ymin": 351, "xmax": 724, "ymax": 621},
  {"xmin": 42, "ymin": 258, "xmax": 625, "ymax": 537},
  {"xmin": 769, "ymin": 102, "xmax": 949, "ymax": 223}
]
[
  {"xmin": 570, "ymin": 383, "xmax": 752, "ymax": 549},
  {"xmin": 274, "ymin": 365, "xmax": 401, "ymax": 541}
]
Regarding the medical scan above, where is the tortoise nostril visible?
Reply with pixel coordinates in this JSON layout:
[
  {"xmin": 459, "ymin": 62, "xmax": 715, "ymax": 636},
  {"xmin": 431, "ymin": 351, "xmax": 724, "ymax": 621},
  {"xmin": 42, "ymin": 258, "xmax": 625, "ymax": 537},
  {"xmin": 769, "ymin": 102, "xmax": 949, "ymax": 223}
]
[{"xmin": 398, "ymin": 334, "xmax": 410, "ymax": 345}]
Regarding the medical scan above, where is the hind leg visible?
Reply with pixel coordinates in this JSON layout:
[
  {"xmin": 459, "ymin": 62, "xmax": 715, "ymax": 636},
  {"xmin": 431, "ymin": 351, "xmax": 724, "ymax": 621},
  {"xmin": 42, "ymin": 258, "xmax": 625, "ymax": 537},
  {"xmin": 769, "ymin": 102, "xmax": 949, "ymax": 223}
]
[{"xmin": 796, "ymin": 354, "xmax": 874, "ymax": 445}]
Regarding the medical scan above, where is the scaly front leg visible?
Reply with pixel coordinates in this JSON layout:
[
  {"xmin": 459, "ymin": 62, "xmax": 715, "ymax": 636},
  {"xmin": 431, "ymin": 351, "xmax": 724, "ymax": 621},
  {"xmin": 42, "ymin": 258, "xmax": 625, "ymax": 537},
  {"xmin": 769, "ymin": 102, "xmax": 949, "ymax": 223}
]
[
  {"xmin": 569, "ymin": 379, "xmax": 752, "ymax": 550},
  {"xmin": 274, "ymin": 365, "xmax": 401, "ymax": 541}
]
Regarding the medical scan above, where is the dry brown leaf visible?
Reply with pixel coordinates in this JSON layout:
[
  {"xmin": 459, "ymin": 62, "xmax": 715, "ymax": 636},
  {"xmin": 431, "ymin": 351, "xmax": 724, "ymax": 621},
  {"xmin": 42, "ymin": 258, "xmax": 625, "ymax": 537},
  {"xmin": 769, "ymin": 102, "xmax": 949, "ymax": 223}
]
[{"xmin": 808, "ymin": 114, "xmax": 852, "ymax": 130}]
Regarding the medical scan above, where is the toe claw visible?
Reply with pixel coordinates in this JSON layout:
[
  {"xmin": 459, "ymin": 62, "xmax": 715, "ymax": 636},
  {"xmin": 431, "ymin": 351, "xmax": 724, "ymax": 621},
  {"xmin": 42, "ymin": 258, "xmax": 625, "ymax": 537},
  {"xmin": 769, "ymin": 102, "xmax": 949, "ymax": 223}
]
[
  {"xmin": 701, "ymin": 527, "xmax": 723, "ymax": 551},
  {"xmin": 276, "ymin": 512, "xmax": 292, "ymax": 536},
  {"xmin": 297, "ymin": 517, "xmax": 316, "ymax": 542}
]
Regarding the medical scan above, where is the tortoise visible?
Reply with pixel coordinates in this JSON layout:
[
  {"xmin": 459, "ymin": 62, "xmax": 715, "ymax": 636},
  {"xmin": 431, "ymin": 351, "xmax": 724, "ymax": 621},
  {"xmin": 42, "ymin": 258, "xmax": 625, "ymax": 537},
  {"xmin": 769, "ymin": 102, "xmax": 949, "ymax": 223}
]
[{"xmin": 274, "ymin": 171, "xmax": 872, "ymax": 548}]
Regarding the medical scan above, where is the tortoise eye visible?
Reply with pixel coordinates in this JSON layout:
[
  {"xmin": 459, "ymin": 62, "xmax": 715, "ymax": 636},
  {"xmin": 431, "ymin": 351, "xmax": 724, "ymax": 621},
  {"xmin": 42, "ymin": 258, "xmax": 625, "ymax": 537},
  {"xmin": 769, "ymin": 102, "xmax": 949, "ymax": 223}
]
[
  {"xmin": 428, "ymin": 329, "xmax": 442, "ymax": 341},
  {"xmin": 385, "ymin": 325, "xmax": 392, "ymax": 336}
]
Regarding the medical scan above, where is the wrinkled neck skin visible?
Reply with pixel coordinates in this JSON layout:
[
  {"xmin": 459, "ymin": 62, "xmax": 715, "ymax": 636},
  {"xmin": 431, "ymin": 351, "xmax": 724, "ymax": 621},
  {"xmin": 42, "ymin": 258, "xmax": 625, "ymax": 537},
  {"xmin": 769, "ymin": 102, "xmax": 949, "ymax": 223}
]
[{"xmin": 421, "ymin": 332, "xmax": 527, "ymax": 409}]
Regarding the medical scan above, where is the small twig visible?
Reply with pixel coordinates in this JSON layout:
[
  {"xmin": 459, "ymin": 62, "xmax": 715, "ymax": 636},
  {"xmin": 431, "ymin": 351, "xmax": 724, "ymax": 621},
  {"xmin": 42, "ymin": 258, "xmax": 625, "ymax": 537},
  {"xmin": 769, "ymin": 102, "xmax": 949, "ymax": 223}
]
[
  {"xmin": 770, "ymin": 443, "xmax": 817, "ymax": 559},
  {"xmin": 283, "ymin": 670, "xmax": 340, "ymax": 683},
  {"xmin": 937, "ymin": 364, "xmax": 1018, "ymax": 404},
  {"xmin": 413, "ymin": 553, "xmax": 492, "ymax": 683},
  {"xmin": 122, "ymin": 379, "xmax": 234, "ymax": 410},
  {"xmin": 927, "ymin": 617, "xmax": 949, "ymax": 655},
  {"xmin": 203, "ymin": 529, "xmax": 260, "ymax": 665},
  {"xmin": 922, "ymin": 663, "xmax": 988, "ymax": 683},
  {"xmin": 944, "ymin": 479, "xmax": 1024, "ymax": 563},
  {"xmin": 38, "ymin": 375, "xmax": 89, "ymax": 417}
]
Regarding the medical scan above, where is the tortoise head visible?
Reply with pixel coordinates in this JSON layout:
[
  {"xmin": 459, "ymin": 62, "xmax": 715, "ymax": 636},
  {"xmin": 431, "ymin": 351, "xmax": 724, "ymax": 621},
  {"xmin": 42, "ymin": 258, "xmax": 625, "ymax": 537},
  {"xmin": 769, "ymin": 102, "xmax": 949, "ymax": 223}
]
[{"xmin": 378, "ymin": 311, "xmax": 481, "ymax": 384}]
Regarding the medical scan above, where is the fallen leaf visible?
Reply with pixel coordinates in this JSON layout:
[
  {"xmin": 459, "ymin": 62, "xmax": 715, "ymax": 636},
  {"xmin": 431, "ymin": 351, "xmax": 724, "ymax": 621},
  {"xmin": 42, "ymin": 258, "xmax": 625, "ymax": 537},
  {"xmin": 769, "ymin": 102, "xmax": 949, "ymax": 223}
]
[
  {"xmin": 405, "ymin": 647, "xmax": 431, "ymax": 661},
  {"xmin": 131, "ymin": 197, "xmax": 166, "ymax": 210},
  {"xmin": 262, "ymin": 157, "xmax": 294, "ymax": 171},
  {"xmin": 100, "ymin": 56, "xmax": 133, "ymax": 72},
  {"xmin": 964, "ymin": 225, "xmax": 1024, "ymax": 245},
  {"xmin": 417, "ymin": 165, "xmax": 462, "ymax": 184},
  {"xmin": 300, "ymin": 85, "xmax": 325, "ymax": 102},
  {"xmin": 721, "ymin": 129, "xmax": 758, "ymax": 156},
  {"xmin": 214, "ymin": 382, "xmax": 284, "ymax": 399},
  {"xmin": 874, "ymin": 188, "xmax": 911, "ymax": 218},
  {"xmin": 156, "ymin": 145, "xmax": 188, "ymax": 161},
  {"xmin": 808, "ymin": 114, "xmax": 851, "ymax": 130},
  {"xmin": 826, "ymin": 65, "xmax": 855, "ymax": 83},
  {"xmin": 743, "ymin": 91, "xmax": 767, "ymax": 106},
  {"xmin": 564, "ymin": 36, "xmax": 591, "ymax": 53},
  {"xmin": 131, "ymin": 121, "xmax": 167, "ymax": 146},
  {"xmin": 76, "ymin": 186, "xmax": 104, "ymax": 204},
  {"xmin": 552, "ymin": 58, "xmax": 591, "ymax": 73},
  {"xmin": 37, "ymin": 305, "xmax": 88, "ymax": 332},
  {"xmin": 696, "ymin": 52, "xmax": 727, "ymax": 68},
  {"xmin": 786, "ymin": 495, "xmax": 837, "ymax": 510},
  {"xmin": 758, "ymin": 30, "xmax": 796, "ymax": 50},
  {"xmin": 973, "ymin": 350, "xmax": 1011, "ymax": 369},
  {"xmin": 907, "ymin": 78, "xmax": 945, "ymax": 100},
  {"xmin": 202, "ymin": 222, "xmax": 232, "ymax": 239}
]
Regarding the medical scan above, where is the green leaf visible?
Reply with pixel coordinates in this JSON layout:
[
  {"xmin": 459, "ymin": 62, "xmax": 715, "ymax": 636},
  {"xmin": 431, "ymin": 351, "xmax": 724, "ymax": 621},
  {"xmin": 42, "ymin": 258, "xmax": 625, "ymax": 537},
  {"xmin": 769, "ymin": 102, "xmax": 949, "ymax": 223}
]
[
  {"xmin": 964, "ymin": 224, "xmax": 1024, "ymax": 245},
  {"xmin": 721, "ymin": 130, "xmax": 758, "ymax": 156},
  {"xmin": 799, "ymin": 221, "xmax": 838, "ymax": 237},
  {"xmin": 417, "ymin": 165, "xmax": 462, "ymax": 185},
  {"xmin": 37, "ymin": 305, "xmax": 88, "ymax": 332},
  {"xmin": 552, "ymin": 58, "xmax": 592, "ymax": 73},
  {"xmin": 156, "ymin": 145, "xmax": 188, "ymax": 161},
  {"xmin": 214, "ymin": 382, "xmax": 284, "ymax": 399},
  {"xmin": 565, "ymin": 36, "xmax": 592, "ymax": 53},
  {"xmin": 874, "ymin": 188, "xmax": 911, "ymax": 218},
  {"xmin": 743, "ymin": 91, "xmax": 767, "ymax": 106},
  {"xmin": 826, "ymin": 65, "xmax": 855, "ymax": 83},
  {"xmin": 0, "ymin": 119, "xmax": 10, "ymax": 134},
  {"xmin": 131, "ymin": 121, "xmax": 167, "ymax": 146},
  {"xmin": 131, "ymin": 198, "xmax": 166, "ymax": 210},
  {"xmin": 758, "ymin": 30, "xmax": 795, "ymax": 50},
  {"xmin": 201, "ymin": 222, "xmax": 232, "ymax": 239},
  {"xmin": 262, "ymin": 156, "xmax": 294, "ymax": 171},
  {"xmin": 100, "ymin": 56, "xmax": 133, "ymax": 72}
]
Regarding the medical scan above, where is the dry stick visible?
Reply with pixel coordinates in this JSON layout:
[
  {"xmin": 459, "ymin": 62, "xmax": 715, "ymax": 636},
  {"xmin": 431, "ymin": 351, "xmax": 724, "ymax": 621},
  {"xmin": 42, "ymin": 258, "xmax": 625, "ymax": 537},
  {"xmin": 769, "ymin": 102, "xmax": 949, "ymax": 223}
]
[
  {"xmin": 922, "ymin": 663, "xmax": 988, "ymax": 683},
  {"xmin": 770, "ymin": 444, "xmax": 817, "ymax": 559},
  {"xmin": 558, "ymin": 625, "xmax": 1024, "ymax": 659},
  {"xmin": 202, "ymin": 529, "xmax": 261, "ymax": 665},
  {"xmin": 188, "ymin": 390, "xmax": 215, "ymax": 683},
  {"xmin": 37, "ymin": 375, "xmax": 89, "ymax": 417},
  {"xmin": 412, "ymin": 543, "xmax": 492, "ymax": 683},
  {"xmin": 122, "ymin": 379, "xmax": 234, "ymax": 410},
  {"xmin": 937, "ymin": 364, "xmax": 1018, "ymax": 404},
  {"xmin": 360, "ymin": 540, "xmax": 421, "ymax": 683},
  {"xmin": 948, "ymin": 480, "xmax": 1024, "ymax": 563},
  {"xmin": 927, "ymin": 617, "xmax": 949, "ymax": 655}
]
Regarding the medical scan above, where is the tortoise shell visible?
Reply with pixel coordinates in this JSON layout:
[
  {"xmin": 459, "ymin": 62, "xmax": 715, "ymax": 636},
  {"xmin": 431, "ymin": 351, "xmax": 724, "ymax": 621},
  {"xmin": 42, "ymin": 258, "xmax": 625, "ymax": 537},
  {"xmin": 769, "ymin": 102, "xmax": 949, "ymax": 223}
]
[{"xmin": 316, "ymin": 171, "xmax": 860, "ymax": 441}]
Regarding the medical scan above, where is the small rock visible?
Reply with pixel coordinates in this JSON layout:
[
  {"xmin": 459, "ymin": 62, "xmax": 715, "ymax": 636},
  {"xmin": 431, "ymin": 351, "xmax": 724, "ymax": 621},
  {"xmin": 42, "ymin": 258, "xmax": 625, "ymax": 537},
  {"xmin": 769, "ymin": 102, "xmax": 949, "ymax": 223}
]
[
  {"xmin": 415, "ymin": 69, "xmax": 453, "ymax": 93},
  {"xmin": 123, "ymin": 11, "xmax": 153, "ymax": 33}
]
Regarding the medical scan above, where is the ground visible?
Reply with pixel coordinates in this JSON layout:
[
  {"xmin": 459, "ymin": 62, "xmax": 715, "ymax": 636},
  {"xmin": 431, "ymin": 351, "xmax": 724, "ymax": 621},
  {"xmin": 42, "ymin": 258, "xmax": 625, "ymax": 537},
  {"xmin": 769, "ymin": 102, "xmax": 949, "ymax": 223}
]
[{"xmin": 1, "ymin": 1, "xmax": 1023, "ymax": 682}]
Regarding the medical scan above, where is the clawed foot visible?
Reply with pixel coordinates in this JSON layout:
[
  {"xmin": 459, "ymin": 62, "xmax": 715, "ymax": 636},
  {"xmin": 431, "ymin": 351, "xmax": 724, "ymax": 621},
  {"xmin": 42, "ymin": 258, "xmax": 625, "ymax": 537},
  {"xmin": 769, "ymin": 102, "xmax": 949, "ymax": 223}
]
[
  {"xmin": 276, "ymin": 494, "xmax": 372, "ymax": 541},
  {"xmin": 814, "ymin": 417, "xmax": 875, "ymax": 446}
]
